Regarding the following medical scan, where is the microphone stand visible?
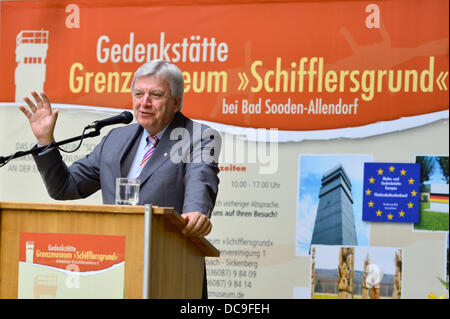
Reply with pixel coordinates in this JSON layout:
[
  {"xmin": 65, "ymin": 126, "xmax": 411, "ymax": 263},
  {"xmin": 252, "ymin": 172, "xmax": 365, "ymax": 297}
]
[{"xmin": 0, "ymin": 129, "xmax": 101, "ymax": 166}]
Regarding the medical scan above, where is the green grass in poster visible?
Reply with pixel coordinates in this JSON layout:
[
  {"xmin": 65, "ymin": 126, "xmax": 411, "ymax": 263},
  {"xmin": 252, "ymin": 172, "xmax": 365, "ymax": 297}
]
[{"xmin": 414, "ymin": 202, "xmax": 449, "ymax": 231}]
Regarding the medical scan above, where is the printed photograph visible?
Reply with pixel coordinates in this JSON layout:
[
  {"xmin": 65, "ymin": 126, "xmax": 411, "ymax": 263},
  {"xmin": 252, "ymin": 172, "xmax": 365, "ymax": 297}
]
[
  {"xmin": 296, "ymin": 154, "xmax": 372, "ymax": 256},
  {"xmin": 414, "ymin": 155, "xmax": 449, "ymax": 232},
  {"xmin": 310, "ymin": 245, "xmax": 403, "ymax": 299}
]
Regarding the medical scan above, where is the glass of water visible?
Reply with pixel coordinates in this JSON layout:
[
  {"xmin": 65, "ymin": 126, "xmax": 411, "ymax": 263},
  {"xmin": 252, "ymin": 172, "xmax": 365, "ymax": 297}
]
[{"xmin": 115, "ymin": 178, "xmax": 140, "ymax": 205}]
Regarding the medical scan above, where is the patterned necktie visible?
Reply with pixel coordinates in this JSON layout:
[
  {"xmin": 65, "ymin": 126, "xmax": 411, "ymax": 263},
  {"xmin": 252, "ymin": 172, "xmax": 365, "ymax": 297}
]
[{"xmin": 135, "ymin": 135, "xmax": 159, "ymax": 178}]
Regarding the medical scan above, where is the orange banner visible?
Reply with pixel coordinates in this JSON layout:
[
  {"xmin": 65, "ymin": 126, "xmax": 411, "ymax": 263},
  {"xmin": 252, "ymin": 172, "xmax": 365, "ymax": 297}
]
[{"xmin": 0, "ymin": 0, "xmax": 448, "ymax": 131}]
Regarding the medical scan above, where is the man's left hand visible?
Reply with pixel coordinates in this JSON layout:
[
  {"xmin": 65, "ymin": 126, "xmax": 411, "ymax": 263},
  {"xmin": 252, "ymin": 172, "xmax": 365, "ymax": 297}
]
[{"xmin": 181, "ymin": 212, "xmax": 212, "ymax": 238}]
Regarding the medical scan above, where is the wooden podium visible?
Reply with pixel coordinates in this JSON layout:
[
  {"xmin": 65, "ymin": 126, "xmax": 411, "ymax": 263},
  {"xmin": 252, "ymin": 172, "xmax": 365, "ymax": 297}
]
[{"xmin": 0, "ymin": 201, "xmax": 219, "ymax": 299}]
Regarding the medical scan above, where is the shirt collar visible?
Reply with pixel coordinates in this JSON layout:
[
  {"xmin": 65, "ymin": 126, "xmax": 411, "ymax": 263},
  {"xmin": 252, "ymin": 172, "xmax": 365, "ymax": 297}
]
[{"xmin": 142, "ymin": 124, "xmax": 168, "ymax": 143}]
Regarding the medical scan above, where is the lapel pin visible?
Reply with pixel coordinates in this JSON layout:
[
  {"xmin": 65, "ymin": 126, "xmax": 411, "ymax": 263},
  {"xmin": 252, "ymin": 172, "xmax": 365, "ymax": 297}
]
[{"xmin": 164, "ymin": 152, "xmax": 168, "ymax": 157}]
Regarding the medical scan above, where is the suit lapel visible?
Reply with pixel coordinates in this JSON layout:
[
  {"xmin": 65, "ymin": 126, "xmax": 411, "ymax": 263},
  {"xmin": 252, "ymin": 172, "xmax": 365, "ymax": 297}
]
[
  {"xmin": 115, "ymin": 124, "xmax": 142, "ymax": 178},
  {"xmin": 138, "ymin": 112, "xmax": 186, "ymax": 187}
]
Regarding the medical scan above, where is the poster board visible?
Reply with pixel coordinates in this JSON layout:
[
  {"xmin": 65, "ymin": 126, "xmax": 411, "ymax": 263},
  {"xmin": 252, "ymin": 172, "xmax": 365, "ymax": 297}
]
[{"xmin": 0, "ymin": 0, "xmax": 448, "ymax": 299}]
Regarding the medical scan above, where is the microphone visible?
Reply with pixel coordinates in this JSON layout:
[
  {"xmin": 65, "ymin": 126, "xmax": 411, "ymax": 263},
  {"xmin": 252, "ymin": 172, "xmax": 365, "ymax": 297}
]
[{"xmin": 86, "ymin": 111, "xmax": 133, "ymax": 130}]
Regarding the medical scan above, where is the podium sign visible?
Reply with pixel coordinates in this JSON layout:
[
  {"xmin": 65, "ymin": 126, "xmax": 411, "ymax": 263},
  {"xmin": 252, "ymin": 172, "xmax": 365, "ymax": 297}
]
[{"xmin": 18, "ymin": 232, "xmax": 126, "ymax": 299}]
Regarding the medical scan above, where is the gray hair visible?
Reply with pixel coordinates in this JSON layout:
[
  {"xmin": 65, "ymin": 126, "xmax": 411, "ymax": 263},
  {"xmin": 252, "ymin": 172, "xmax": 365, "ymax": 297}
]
[{"xmin": 131, "ymin": 59, "xmax": 184, "ymax": 111}]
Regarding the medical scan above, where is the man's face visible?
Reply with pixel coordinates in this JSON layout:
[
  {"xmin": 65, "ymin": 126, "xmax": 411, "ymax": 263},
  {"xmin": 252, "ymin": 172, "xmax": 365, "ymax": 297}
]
[{"xmin": 132, "ymin": 75, "xmax": 180, "ymax": 135}]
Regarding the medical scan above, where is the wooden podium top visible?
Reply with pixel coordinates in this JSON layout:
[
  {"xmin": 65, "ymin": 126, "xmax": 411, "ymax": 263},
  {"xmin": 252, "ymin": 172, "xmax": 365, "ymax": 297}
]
[
  {"xmin": 0, "ymin": 201, "xmax": 219, "ymax": 257},
  {"xmin": 0, "ymin": 201, "xmax": 147, "ymax": 214}
]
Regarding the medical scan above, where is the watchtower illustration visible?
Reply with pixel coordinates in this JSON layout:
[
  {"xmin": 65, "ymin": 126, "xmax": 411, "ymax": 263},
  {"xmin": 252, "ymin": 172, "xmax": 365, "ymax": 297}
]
[
  {"xmin": 14, "ymin": 30, "xmax": 49, "ymax": 102},
  {"xmin": 310, "ymin": 164, "xmax": 358, "ymax": 247}
]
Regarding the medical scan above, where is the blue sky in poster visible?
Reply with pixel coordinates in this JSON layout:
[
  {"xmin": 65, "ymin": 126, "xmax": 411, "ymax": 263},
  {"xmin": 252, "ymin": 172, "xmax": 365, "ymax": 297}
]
[
  {"xmin": 418, "ymin": 155, "xmax": 449, "ymax": 185},
  {"xmin": 296, "ymin": 154, "xmax": 372, "ymax": 256}
]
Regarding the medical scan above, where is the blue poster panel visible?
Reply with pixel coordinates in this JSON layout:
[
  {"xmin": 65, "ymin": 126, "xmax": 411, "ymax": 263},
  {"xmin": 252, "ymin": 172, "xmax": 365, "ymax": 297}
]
[{"xmin": 362, "ymin": 163, "xmax": 420, "ymax": 223}]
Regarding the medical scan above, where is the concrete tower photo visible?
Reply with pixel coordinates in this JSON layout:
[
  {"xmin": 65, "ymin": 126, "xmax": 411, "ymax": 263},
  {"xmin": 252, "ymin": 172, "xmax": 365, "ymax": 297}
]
[{"xmin": 310, "ymin": 164, "xmax": 358, "ymax": 247}]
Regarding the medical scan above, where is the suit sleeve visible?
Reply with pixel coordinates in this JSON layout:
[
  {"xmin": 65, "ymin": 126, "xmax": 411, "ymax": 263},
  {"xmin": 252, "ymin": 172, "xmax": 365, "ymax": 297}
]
[
  {"xmin": 182, "ymin": 125, "xmax": 222, "ymax": 216},
  {"xmin": 33, "ymin": 135, "xmax": 107, "ymax": 200}
]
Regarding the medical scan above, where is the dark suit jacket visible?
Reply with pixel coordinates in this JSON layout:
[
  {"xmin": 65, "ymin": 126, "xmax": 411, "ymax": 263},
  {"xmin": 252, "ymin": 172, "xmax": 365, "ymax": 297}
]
[{"xmin": 33, "ymin": 112, "xmax": 221, "ymax": 216}]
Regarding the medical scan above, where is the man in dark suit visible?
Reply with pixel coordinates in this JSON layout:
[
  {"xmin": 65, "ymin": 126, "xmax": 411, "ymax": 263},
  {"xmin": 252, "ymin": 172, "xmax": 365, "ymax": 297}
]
[
  {"xmin": 19, "ymin": 59, "xmax": 221, "ymax": 238},
  {"xmin": 19, "ymin": 60, "xmax": 221, "ymax": 296}
]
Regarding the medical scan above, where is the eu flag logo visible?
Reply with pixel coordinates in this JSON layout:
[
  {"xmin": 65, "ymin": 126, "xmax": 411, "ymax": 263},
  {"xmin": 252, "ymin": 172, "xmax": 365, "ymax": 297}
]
[{"xmin": 362, "ymin": 163, "xmax": 420, "ymax": 223}]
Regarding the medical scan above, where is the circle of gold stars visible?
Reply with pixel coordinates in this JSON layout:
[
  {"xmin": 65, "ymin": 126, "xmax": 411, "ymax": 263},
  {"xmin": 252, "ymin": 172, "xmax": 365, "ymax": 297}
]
[{"xmin": 365, "ymin": 165, "xmax": 418, "ymax": 220}]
